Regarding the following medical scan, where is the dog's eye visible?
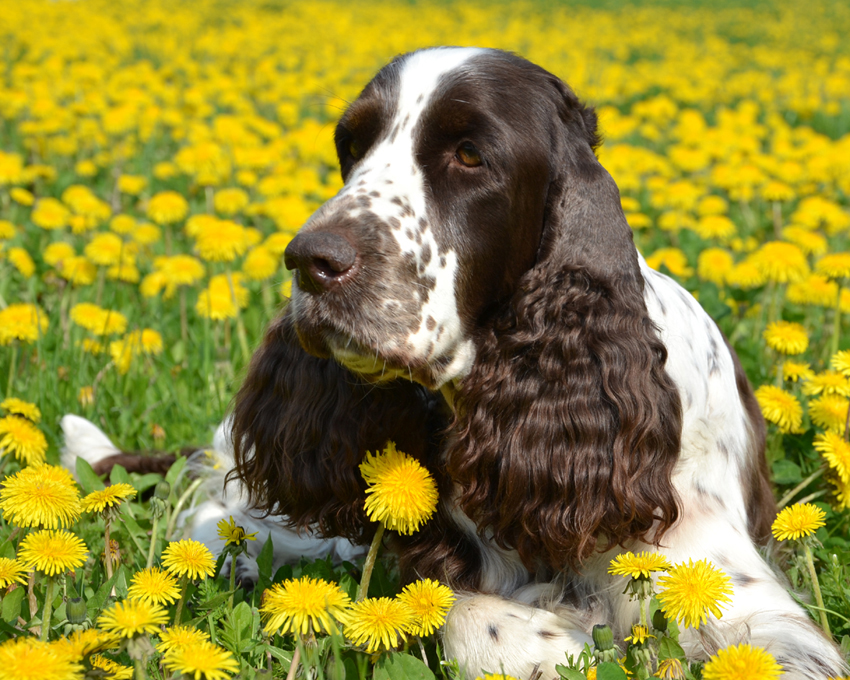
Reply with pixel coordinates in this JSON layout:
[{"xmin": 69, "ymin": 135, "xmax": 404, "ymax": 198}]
[
  {"xmin": 456, "ymin": 142, "xmax": 482, "ymax": 168},
  {"xmin": 349, "ymin": 139, "xmax": 362, "ymax": 160}
]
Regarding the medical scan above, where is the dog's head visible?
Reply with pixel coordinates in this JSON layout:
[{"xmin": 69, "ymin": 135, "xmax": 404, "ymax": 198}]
[{"xmin": 284, "ymin": 47, "xmax": 602, "ymax": 389}]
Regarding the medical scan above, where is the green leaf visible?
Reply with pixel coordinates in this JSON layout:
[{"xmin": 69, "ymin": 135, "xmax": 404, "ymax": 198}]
[
  {"xmin": 164, "ymin": 455, "xmax": 188, "ymax": 489},
  {"xmin": 772, "ymin": 459, "xmax": 802, "ymax": 485},
  {"xmin": 374, "ymin": 652, "xmax": 435, "ymax": 680},
  {"xmin": 219, "ymin": 601, "xmax": 258, "ymax": 655},
  {"xmin": 597, "ymin": 662, "xmax": 628, "ymax": 680},
  {"xmin": 76, "ymin": 457, "xmax": 106, "ymax": 494},
  {"xmin": 554, "ymin": 666, "xmax": 587, "ymax": 680},
  {"xmin": 134, "ymin": 472, "xmax": 164, "ymax": 495},
  {"xmin": 110, "ymin": 464, "xmax": 131, "ymax": 486},
  {"xmin": 1, "ymin": 586, "xmax": 25, "ymax": 623},
  {"xmin": 256, "ymin": 534, "xmax": 275, "ymax": 582},
  {"xmin": 658, "ymin": 636, "xmax": 685, "ymax": 661}
]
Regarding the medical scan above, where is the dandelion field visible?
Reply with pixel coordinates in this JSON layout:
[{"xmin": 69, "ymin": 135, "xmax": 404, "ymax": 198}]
[{"xmin": 2, "ymin": 0, "xmax": 850, "ymax": 677}]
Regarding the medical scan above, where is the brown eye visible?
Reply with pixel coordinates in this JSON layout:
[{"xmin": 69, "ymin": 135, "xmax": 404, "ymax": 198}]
[
  {"xmin": 349, "ymin": 139, "xmax": 362, "ymax": 160},
  {"xmin": 456, "ymin": 141, "xmax": 482, "ymax": 167}
]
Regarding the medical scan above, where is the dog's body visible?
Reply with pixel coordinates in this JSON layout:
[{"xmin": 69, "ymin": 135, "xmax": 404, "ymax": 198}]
[{"xmin": 64, "ymin": 47, "xmax": 846, "ymax": 677}]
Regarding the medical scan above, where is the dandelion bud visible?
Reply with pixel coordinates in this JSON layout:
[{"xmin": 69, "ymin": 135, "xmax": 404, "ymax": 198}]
[
  {"xmin": 652, "ymin": 608, "xmax": 668, "ymax": 632},
  {"xmin": 592, "ymin": 623, "xmax": 618, "ymax": 662},
  {"xmin": 154, "ymin": 480, "xmax": 171, "ymax": 500},
  {"xmin": 67, "ymin": 597, "xmax": 88, "ymax": 625},
  {"xmin": 592, "ymin": 623, "xmax": 614, "ymax": 650}
]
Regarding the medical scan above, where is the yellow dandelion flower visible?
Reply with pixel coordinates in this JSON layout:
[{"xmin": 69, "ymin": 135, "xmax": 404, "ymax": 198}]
[
  {"xmin": 161, "ymin": 640, "xmax": 240, "ymax": 680},
  {"xmin": 786, "ymin": 274, "xmax": 838, "ymax": 307},
  {"xmin": 344, "ymin": 597, "xmax": 414, "ymax": 653},
  {"xmin": 815, "ymin": 433, "xmax": 850, "ymax": 485},
  {"xmin": 216, "ymin": 516, "xmax": 257, "ymax": 547},
  {"xmin": 70, "ymin": 303, "xmax": 127, "ymax": 336},
  {"xmin": 132, "ymin": 222, "xmax": 161, "ymax": 246},
  {"xmin": 1, "ymin": 398, "xmax": 41, "ymax": 423},
  {"xmin": 697, "ymin": 248, "xmax": 734, "ymax": 286},
  {"xmin": 645, "ymin": 248, "xmax": 693, "ymax": 278},
  {"xmin": 0, "ymin": 303, "xmax": 49, "ymax": 345},
  {"xmin": 479, "ymin": 675, "xmax": 522, "ymax": 680},
  {"xmin": 754, "ymin": 385, "xmax": 803, "ymax": 434},
  {"xmin": 832, "ymin": 350, "xmax": 850, "ymax": 376},
  {"xmin": 81, "ymin": 483, "xmax": 137, "ymax": 514},
  {"xmin": 10, "ymin": 188, "xmax": 34, "ymax": 207},
  {"xmin": 156, "ymin": 626, "xmax": 210, "ymax": 654},
  {"xmin": 90, "ymin": 654, "xmax": 133, "ymax": 680},
  {"xmin": 695, "ymin": 215, "xmax": 736, "ymax": 241},
  {"xmin": 242, "ymin": 245, "xmax": 278, "ymax": 281},
  {"xmin": 264, "ymin": 232, "xmax": 293, "ymax": 256},
  {"xmin": 84, "ymin": 233, "xmax": 124, "ymax": 267},
  {"xmin": 771, "ymin": 503, "xmax": 826, "ymax": 541},
  {"xmin": 397, "ymin": 579, "xmax": 456, "ymax": 636},
  {"xmin": 98, "ymin": 599, "xmax": 169, "ymax": 638},
  {"xmin": 7, "ymin": 247, "xmax": 35, "ymax": 278},
  {"xmin": 0, "ymin": 637, "xmax": 83, "ymax": 680},
  {"xmin": 18, "ymin": 529, "xmax": 88, "ymax": 576},
  {"xmin": 782, "ymin": 227, "xmax": 827, "ymax": 257},
  {"xmin": 702, "ymin": 643, "xmax": 782, "ymax": 680},
  {"xmin": 153, "ymin": 162, "xmax": 178, "ymax": 181},
  {"xmin": 128, "ymin": 567, "xmax": 181, "ymax": 606},
  {"xmin": 280, "ymin": 278, "xmax": 293, "ymax": 298},
  {"xmin": 195, "ymin": 273, "xmax": 249, "ymax": 320},
  {"xmin": 655, "ymin": 658, "xmax": 686, "ymax": 679},
  {"xmin": 31, "ymin": 198, "xmax": 71, "ymax": 230},
  {"xmin": 0, "ymin": 557, "xmax": 28, "ymax": 588},
  {"xmin": 782, "ymin": 360, "xmax": 814, "ymax": 383},
  {"xmin": 0, "ymin": 220, "xmax": 16, "ymax": 239},
  {"xmin": 154, "ymin": 255, "xmax": 205, "ymax": 297},
  {"xmin": 359, "ymin": 442, "xmax": 438, "ymax": 535},
  {"xmin": 608, "ymin": 551, "xmax": 671, "ymax": 579},
  {"xmin": 147, "ymin": 191, "xmax": 189, "ymax": 225},
  {"xmin": 657, "ymin": 559, "xmax": 733, "ymax": 629},
  {"xmin": 750, "ymin": 242, "xmax": 809, "ymax": 284},
  {"xmin": 816, "ymin": 253, "xmax": 850, "ymax": 280},
  {"xmin": 109, "ymin": 215, "xmax": 137, "ymax": 236},
  {"xmin": 213, "ymin": 188, "xmax": 250, "ymax": 216},
  {"xmin": 260, "ymin": 576, "xmax": 351, "ymax": 636},
  {"xmin": 624, "ymin": 624, "xmax": 655, "ymax": 645},
  {"xmin": 809, "ymin": 394, "xmax": 850, "ymax": 434},
  {"xmin": 726, "ymin": 260, "xmax": 766, "ymax": 289},
  {"xmin": 78, "ymin": 387, "xmax": 95, "ymax": 407},
  {"xmin": 762, "ymin": 321, "xmax": 808, "ymax": 355},
  {"xmin": 117, "ymin": 175, "xmax": 147, "ymax": 196},
  {"xmin": 57, "ymin": 628, "xmax": 120, "ymax": 658},
  {"xmin": 194, "ymin": 220, "xmax": 248, "ymax": 262},
  {"xmin": 832, "ymin": 477, "xmax": 850, "ymax": 512},
  {"xmin": 58, "ymin": 256, "xmax": 97, "ymax": 286},
  {"xmin": 802, "ymin": 370, "xmax": 850, "ymax": 397},
  {"xmin": 0, "ymin": 415, "xmax": 48, "ymax": 465},
  {"xmin": 161, "ymin": 539, "xmax": 215, "ymax": 580},
  {"xmin": 0, "ymin": 464, "xmax": 81, "ymax": 527}
]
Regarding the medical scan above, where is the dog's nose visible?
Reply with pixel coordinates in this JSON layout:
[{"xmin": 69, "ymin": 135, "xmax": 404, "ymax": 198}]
[{"xmin": 284, "ymin": 232, "xmax": 358, "ymax": 294}]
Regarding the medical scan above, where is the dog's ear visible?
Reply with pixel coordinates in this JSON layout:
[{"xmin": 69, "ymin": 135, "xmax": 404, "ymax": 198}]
[
  {"xmin": 447, "ymin": 78, "xmax": 683, "ymax": 570},
  {"xmin": 231, "ymin": 308, "xmax": 443, "ymax": 541}
]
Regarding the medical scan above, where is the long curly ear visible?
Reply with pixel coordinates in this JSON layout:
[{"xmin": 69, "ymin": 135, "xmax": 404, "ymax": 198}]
[
  {"xmin": 447, "ymin": 80, "xmax": 683, "ymax": 571},
  {"xmin": 231, "ymin": 308, "xmax": 444, "ymax": 541}
]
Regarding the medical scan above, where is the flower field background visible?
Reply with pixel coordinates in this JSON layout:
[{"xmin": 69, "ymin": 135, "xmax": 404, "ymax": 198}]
[{"xmin": 2, "ymin": 0, "xmax": 850, "ymax": 677}]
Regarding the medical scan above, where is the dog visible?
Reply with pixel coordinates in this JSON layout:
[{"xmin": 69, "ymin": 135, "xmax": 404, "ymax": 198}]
[{"xmin": 64, "ymin": 47, "xmax": 846, "ymax": 678}]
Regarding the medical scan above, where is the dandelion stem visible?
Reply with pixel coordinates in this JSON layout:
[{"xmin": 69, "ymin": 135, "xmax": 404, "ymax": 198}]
[
  {"xmin": 356, "ymin": 524, "xmax": 385, "ymax": 602},
  {"xmin": 803, "ymin": 543, "xmax": 831, "ymax": 636},
  {"xmin": 104, "ymin": 518, "xmax": 115, "ymax": 583},
  {"xmin": 831, "ymin": 286, "xmax": 843, "ymax": 357},
  {"xmin": 166, "ymin": 477, "xmax": 203, "ymax": 540},
  {"xmin": 639, "ymin": 594, "xmax": 648, "ymax": 630},
  {"xmin": 134, "ymin": 656, "xmax": 148, "ymax": 680},
  {"xmin": 6, "ymin": 342, "xmax": 17, "ymax": 398},
  {"xmin": 286, "ymin": 644, "xmax": 301, "ymax": 680},
  {"xmin": 146, "ymin": 514, "xmax": 161, "ymax": 569},
  {"xmin": 40, "ymin": 575, "xmax": 55, "ymax": 641},
  {"xmin": 174, "ymin": 574, "xmax": 190, "ymax": 624},
  {"xmin": 778, "ymin": 468, "xmax": 824, "ymax": 508},
  {"xmin": 179, "ymin": 287, "xmax": 188, "ymax": 353},
  {"xmin": 228, "ymin": 553, "xmax": 237, "ymax": 611}
]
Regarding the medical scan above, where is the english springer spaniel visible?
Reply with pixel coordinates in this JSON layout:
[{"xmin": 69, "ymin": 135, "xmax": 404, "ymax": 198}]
[{"xmin": 202, "ymin": 48, "xmax": 846, "ymax": 676}]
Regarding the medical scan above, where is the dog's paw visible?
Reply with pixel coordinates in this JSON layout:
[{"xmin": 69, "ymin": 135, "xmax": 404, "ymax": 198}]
[{"xmin": 231, "ymin": 554, "xmax": 260, "ymax": 591}]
